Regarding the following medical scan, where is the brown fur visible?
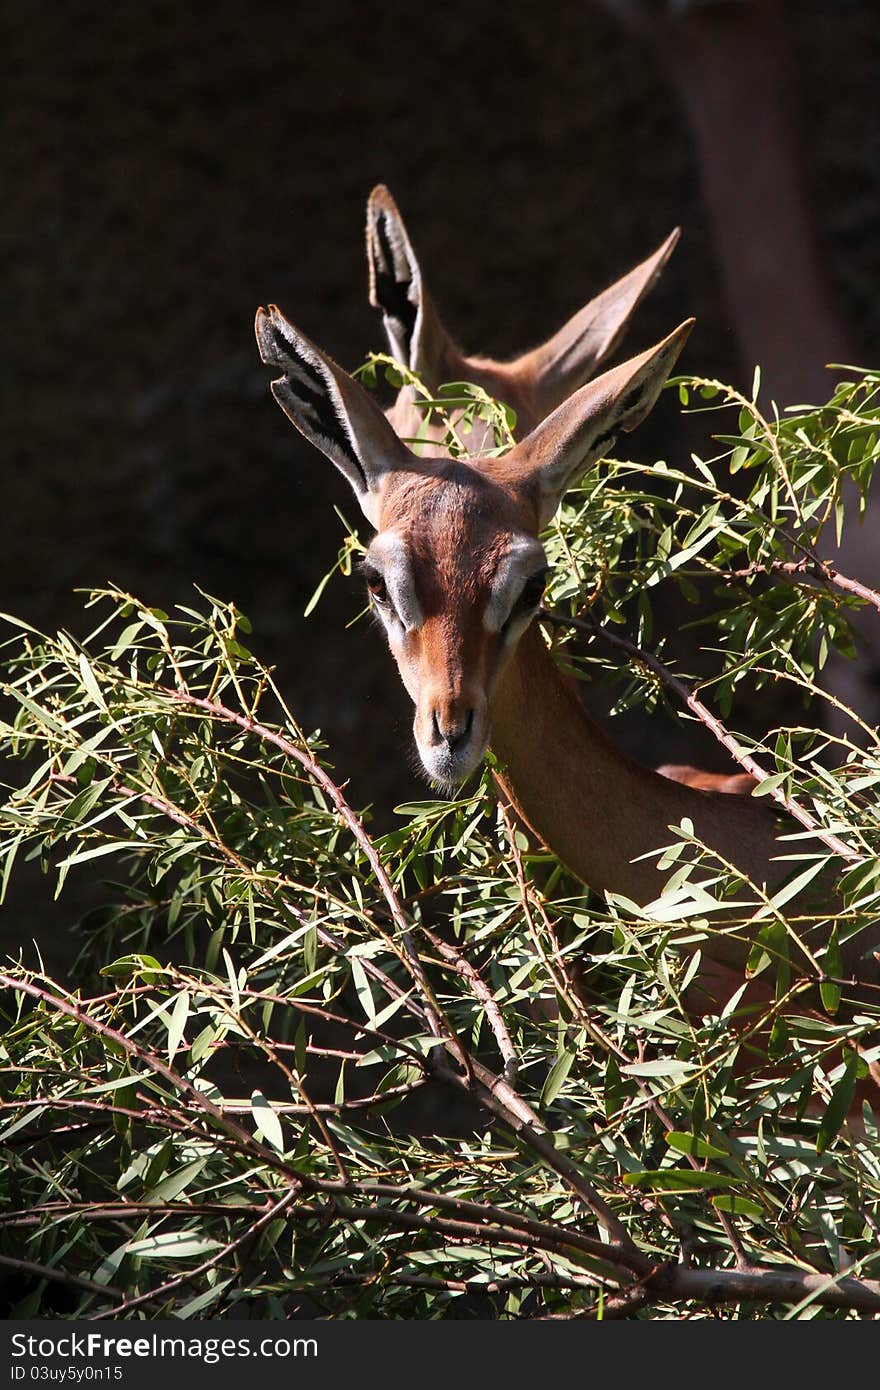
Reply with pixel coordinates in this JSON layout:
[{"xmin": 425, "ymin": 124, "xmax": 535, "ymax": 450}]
[{"xmin": 255, "ymin": 191, "xmax": 880, "ymax": 1118}]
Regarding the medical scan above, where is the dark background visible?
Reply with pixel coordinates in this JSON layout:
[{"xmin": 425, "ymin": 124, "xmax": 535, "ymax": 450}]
[{"xmin": 3, "ymin": 0, "xmax": 879, "ymax": 971}]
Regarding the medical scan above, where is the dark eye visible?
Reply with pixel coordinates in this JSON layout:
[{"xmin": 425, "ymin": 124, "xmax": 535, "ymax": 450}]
[
  {"xmin": 518, "ymin": 568, "xmax": 549, "ymax": 610},
  {"xmin": 500, "ymin": 568, "xmax": 549, "ymax": 639},
  {"xmin": 362, "ymin": 564, "xmax": 388, "ymax": 604}
]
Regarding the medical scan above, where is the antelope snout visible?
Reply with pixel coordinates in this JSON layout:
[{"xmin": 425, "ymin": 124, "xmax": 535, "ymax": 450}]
[
  {"xmin": 415, "ymin": 692, "xmax": 489, "ymax": 790},
  {"xmin": 430, "ymin": 705, "xmax": 474, "ymax": 752}
]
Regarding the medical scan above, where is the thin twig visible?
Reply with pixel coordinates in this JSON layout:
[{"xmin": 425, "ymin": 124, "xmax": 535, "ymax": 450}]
[
  {"xmin": 729, "ymin": 557, "xmax": 880, "ymax": 615},
  {"xmin": 497, "ymin": 802, "xmax": 751, "ymax": 1269},
  {"xmin": 540, "ymin": 607, "xmax": 859, "ymax": 863},
  {"xmin": 158, "ymin": 692, "xmax": 638, "ymax": 1245},
  {"xmin": 163, "ymin": 690, "xmax": 456, "ymax": 1055},
  {"xmin": 293, "ymin": 1196, "xmax": 880, "ymax": 1314},
  {"xmin": 421, "ymin": 925, "xmax": 519, "ymax": 1082},
  {"xmin": 0, "ymin": 973, "xmax": 306, "ymax": 1185},
  {"xmin": 90, "ymin": 1187, "xmax": 300, "ymax": 1320},
  {"xmin": 0, "ymin": 1253, "xmax": 123, "ymax": 1302}
]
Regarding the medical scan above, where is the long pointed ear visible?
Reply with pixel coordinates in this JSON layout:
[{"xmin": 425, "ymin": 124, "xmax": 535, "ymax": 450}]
[
  {"xmin": 366, "ymin": 185, "xmax": 465, "ymax": 388},
  {"xmin": 506, "ymin": 230, "xmax": 681, "ymax": 417},
  {"xmin": 500, "ymin": 319, "xmax": 694, "ymax": 526},
  {"xmin": 255, "ymin": 304, "xmax": 414, "ymax": 526}
]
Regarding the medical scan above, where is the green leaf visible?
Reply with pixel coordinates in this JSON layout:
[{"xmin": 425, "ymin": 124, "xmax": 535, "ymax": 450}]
[
  {"xmin": 817, "ymin": 1051, "xmax": 859, "ymax": 1155},
  {"xmin": 623, "ymin": 1170, "xmax": 741, "ymax": 1193},
  {"xmin": 9, "ymin": 692, "xmax": 67, "ymax": 734},
  {"xmin": 166, "ymin": 990, "xmax": 190, "ymax": 1061},
  {"xmin": 189, "ymin": 1024, "xmax": 219, "ymax": 1065},
  {"xmin": 620, "ymin": 1059, "xmax": 697, "ymax": 1080},
  {"xmin": 350, "ymin": 956, "xmax": 376, "ymax": 1024},
  {"xmin": 371, "ymin": 990, "xmax": 415, "ymax": 1030},
  {"xmin": 755, "ymin": 858, "xmax": 829, "ymax": 916},
  {"xmin": 126, "ymin": 1232, "xmax": 223, "ymax": 1260},
  {"xmin": 144, "ymin": 1157, "xmax": 208, "ymax": 1205},
  {"xmin": 604, "ymin": 1055, "xmax": 623, "ymax": 1121},
  {"xmin": 750, "ymin": 772, "xmax": 789, "ymax": 797},
  {"xmin": 303, "ymin": 567, "xmax": 338, "ymax": 618},
  {"xmin": 768, "ymin": 1015, "xmax": 790, "ymax": 1060},
  {"xmin": 78, "ymin": 652, "xmax": 108, "ymax": 713},
  {"xmin": 100, "ymin": 953, "xmax": 165, "ymax": 983},
  {"xmin": 819, "ymin": 924, "xmax": 842, "ymax": 1016},
  {"xmin": 712, "ymin": 1193, "xmax": 763, "ymax": 1219},
  {"xmin": 251, "ymin": 1090, "xmax": 285, "ymax": 1153},
  {"xmin": 175, "ymin": 1279, "xmax": 234, "ymax": 1317},
  {"xmin": 303, "ymin": 920, "xmax": 318, "ymax": 974},
  {"xmin": 58, "ymin": 840, "xmax": 145, "ymax": 870},
  {"xmin": 665, "ymin": 1131, "xmax": 730, "ymax": 1161},
  {"xmin": 541, "ymin": 1050, "xmax": 575, "ymax": 1107},
  {"xmin": 109, "ymin": 620, "xmax": 145, "ymax": 660},
  {"xmin": 0, "ymin": 1108, "xmax": 38, "ymax": 1142},
  {"xmin": 294, "ymin": 1018, "xmax": 307, "ymax": 1078}
]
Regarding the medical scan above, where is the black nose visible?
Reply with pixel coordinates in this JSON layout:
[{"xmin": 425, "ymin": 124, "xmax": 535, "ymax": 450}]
[{"xmin": 431, "ymin": 708, "xmax": 474, "ymax": 752}]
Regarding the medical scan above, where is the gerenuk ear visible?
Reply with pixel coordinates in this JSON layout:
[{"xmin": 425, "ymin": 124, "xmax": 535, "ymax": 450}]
[
  {"xmin": 500, "ymin": 319, "xmax": 694, "ymax": 526},
  {"xmin": 366, "ymin": 184, "xmax": 466, "ymax": 389},
  {"xmin": 505, "ymin": 229, "xmax": 681, "ymax": 418},
  {"xmin": 255, "ymin": 304, "xmax": 414, "ymax": 527}
]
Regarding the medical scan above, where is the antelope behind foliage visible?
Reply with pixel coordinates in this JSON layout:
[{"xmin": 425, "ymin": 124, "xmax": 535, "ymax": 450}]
[{"xmin": 254, "ymin": 187, "xmax": 880, "ymax": 1024}]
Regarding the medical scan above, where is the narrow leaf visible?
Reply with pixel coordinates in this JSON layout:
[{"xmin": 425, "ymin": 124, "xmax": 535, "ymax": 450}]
[
  {"xmin": 166, "ymin": 990, "xmax": 190, "ymax": 1062},
  {"xmin": 665, "ymin": 1131, "xmax": 730, "ymax": 1161},
  {"xmin": 623, "ymin": 1169, "xmax": 740, "ymax": 1192},
  {"xmin": 817, "ymin": 1052, "xmax": 859, "ymax": 1154},
  {"xmin": 251, "ymin": 1090, "xmax": 285, "ymax": 1153},
  {"xmin": 145, "ymin": 1157, "xmax": 208, "ymax": 1205},
  {"xmin": 350, "ymin": 956, "xmax": 376, "ymax": 1024},
  {"xmin": 78, "ymin": 652, "xmax": 108, "ymax": 713},
  {"xmin": 541, "ymin": 1050, "xmax": 574, "ymax": 1107}
]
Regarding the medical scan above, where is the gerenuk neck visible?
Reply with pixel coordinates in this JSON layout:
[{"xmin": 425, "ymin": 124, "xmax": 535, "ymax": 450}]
[{"xmin": 489, "ymin": 624, "xmax": 786, "ymax": 918}]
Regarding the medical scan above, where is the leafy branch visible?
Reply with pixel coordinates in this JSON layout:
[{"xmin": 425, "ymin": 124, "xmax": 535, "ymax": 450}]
[{"xmin": 1, "ymin": 364, "xmax": 879, "ymax": 1318}]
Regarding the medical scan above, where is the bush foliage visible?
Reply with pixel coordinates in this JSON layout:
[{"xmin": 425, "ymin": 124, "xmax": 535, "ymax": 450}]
[{"xmin": 1, "ymin": 368, "xmax": 880, "ymax": 1319}]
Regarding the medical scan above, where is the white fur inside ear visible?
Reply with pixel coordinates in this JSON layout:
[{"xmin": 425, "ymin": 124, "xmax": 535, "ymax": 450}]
[
  {"xmin": 372, "ymin": 210, "xmax": 424, "ymax": 371},
  {"xmin": 273, "ymin": 318, "xmax": 364, "ymax": 472},
  {"xmin": 260, "ymin": 307, "xmax": 399, "ymax": 528}
]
